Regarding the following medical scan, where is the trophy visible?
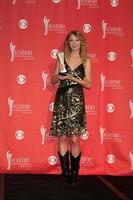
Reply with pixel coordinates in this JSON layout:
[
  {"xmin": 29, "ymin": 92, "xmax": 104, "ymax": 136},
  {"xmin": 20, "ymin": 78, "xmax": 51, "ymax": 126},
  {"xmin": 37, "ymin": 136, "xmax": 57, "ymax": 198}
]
[{"xmin": 57, "ymin": 52, "xmax": 67, "ymax": 76}]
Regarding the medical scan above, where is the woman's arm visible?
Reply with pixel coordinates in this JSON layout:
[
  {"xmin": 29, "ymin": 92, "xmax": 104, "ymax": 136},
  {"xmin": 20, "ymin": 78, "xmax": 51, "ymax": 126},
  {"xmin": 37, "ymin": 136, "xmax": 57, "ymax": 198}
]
[
  {"xmin": 51, "ymin": 60, "xmax": 60, "ymax": 85},
  {"xmin": 58, "ymin": 58, "xmax": 92, "ymax": 89},
  {"xmin": 78, "ymin": 58, "xmax": 92, "ymax": 88}
]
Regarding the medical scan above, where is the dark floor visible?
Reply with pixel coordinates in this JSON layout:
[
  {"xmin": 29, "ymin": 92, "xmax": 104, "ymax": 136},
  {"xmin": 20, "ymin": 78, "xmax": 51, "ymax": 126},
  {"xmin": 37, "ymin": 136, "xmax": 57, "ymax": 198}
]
[{"xmin": 4, "ymin": 174, "xmax": 133, "ymax": 200}]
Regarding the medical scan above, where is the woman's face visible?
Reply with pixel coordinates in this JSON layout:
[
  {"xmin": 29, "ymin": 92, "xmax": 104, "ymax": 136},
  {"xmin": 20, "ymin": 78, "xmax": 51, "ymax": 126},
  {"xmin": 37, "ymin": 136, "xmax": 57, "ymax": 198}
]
[{"xmin": 68, "ymin": 34, "xmax": 81, "ymax": 52}]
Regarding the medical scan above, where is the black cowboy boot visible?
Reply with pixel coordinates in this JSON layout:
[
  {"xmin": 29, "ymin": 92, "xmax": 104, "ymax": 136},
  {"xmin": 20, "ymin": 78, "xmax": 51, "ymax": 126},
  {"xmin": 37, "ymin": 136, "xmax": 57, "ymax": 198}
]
[
  {"xmin": 58, "ymin": 151, "xmax": 70, "ymax": 184},
  {"xmin": 70, "ymin": 152, "xmax": 81, "ymax": 185}
]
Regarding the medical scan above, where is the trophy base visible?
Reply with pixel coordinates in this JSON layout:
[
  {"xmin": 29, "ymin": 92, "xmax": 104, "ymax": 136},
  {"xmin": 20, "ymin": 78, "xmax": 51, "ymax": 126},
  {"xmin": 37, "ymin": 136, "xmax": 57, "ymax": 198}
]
[{"xmin": 59, "ymin": 72, "xmax": 67, "ymax": 76}]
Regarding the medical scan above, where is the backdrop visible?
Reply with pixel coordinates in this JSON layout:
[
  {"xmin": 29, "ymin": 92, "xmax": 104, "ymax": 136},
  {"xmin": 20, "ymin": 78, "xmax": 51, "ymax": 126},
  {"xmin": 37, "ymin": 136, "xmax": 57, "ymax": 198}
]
[{"xmin": 0, "ymin": 0, "xmax": 133, "ymax": 175}]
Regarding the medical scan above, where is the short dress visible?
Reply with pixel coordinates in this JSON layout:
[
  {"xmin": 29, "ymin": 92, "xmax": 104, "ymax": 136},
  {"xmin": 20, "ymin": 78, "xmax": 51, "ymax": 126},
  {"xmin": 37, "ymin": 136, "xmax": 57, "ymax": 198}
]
[{"xmin": 50, "ymin": 61, "xmax": 87, "ymax": 136}]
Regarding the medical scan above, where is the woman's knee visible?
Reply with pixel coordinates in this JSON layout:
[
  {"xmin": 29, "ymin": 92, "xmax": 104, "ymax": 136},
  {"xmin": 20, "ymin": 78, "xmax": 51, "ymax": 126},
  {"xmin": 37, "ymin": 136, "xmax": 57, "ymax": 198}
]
[
  {"xmin": 58, "ymin": 135, "xmax": 68, "ymax": 143},
  {"xmin": 70, "ymin": 136, "xmax": 80, "ymax": 146}
]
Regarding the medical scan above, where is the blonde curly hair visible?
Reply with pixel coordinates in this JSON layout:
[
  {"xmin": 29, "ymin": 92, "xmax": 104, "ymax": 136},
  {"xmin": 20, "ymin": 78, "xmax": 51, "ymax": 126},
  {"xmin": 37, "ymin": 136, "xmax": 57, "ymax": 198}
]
[{"xmin": 63, "ymin": 30, "xmax": 88, "ymax": 64}]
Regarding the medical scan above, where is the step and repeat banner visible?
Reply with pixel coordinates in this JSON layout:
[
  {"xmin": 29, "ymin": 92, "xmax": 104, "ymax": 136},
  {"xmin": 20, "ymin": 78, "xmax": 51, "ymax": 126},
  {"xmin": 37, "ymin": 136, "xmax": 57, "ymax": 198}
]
[{"xmin": 0, "ymin": 0, "xmax": 133, "ymax": 175}]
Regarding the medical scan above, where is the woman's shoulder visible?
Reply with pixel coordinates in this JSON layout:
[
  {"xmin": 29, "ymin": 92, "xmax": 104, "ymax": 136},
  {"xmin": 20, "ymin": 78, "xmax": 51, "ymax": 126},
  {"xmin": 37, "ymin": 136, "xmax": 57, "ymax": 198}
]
[{"xmin": 85, "ymin": 58, "xmax": 91, "ymax": 65}]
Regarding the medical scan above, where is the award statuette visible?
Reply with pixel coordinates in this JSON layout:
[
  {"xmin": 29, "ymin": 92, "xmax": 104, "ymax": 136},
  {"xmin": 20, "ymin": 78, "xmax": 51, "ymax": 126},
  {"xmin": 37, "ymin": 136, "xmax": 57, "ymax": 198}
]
[{"xmin": 57, "ymin": 52, "xmax": 67, "ymax": 76}]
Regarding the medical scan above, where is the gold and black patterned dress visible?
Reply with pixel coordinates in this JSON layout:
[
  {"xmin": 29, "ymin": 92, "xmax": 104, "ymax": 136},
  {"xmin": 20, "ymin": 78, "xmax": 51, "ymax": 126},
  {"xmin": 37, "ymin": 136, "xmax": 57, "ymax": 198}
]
[{"xmin": 50, "ymin": 61, "xmax": 87, "ymax": 136}]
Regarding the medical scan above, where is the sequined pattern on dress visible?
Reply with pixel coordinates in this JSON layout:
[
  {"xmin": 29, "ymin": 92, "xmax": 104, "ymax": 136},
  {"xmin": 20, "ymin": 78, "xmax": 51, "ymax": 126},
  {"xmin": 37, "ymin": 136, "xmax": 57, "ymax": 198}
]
[{"xmin": 50, "ymin": 62, "xmax": 87, "ymax": 136}]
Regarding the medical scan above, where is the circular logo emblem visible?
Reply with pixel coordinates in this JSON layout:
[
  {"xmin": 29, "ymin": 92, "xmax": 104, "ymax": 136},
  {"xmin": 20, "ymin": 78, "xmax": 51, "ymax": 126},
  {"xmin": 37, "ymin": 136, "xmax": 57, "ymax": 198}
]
[
  {"xmin": 17, "ymin": 75, "xmax": 26, "ymax": 85},
  {"xmin": 52, "ymin": 0, "xmax": 61, "ymax": 3},
  {"xmin": 51, "ymin": 49, "xmax": 59, "ymax": 59},
  {"xmin": 110, "ymin": 0, "xmax": 119, "ymax": 7},
  {"xmin": 81, "ymin": 131, "xmax": 89, "ymax": 140},
  {"xmin": 107, "ymin": 51, "xmax": 117, "ymax": 61},
  {"xmin": 15, "ymin": 130, "xmax": 24, "ymax": 140},
  {"xmin": 107, "ymin": 154, "xmax": 115, "ymax": 164},
  {"xmin": 106, "ymin": 103, "xmax": 115, "ymax": 113},
  {"xmin": 49, "ymin": 102, "xmax": 54, "ymax": 112},
  {"xmin": 18, "ymin": 19, "xmax": 28, "ymax": 29},
  {"xmin": 48, "ymin": 155, "xmax": 57, "ymax": 165},
  {"xmin": 83, "ymin": 24, "xmax": 91, "ymax": 33}
]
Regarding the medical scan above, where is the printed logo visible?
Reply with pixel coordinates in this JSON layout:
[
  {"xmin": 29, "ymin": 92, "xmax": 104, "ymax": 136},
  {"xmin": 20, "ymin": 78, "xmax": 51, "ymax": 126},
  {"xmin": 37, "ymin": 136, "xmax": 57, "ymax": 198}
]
[
  {"xmin": 43, "ymin": 16, "xmax": 50, "ymax": 36},
  {"xmin": 49, "ymin": 102, "xmax": 54, "ymax": 112},
  {"xmin": 9, "ymin": 42, "xmax": 16, "ymax": 62},
  {"xmin": 9, "ymin": 42, "xmax": 34, "ymax": 62},
  {"xmin": 43, "ymin": 16, "xmax": 66, "ymax": 36},
  {"xmin": 18, "ymin": 19, "xmax": 28, "ymax": 29},
  {"xmin": 85, "ymin": 105, "xmax": 97, "ymax": 114},
  {"xmin": 81, "ymin": 156, "xmax": 94, "ymax": 167},
  {"xmin": 6, "ymin": 150, "xmax": 31, "ymax": 170},
  {"xmin": 77, "ymin": 0, "xmax": 80, "ymax": 9},
  {"xmin": 100, "ymin": 126, "xmax": 121, "ymax": 144},
  {"xmin": 100, "ymin": 73, "xmax": 106, "ymax": 92},
  {"xmin": 77, "ymin": 0, "xmax": 99, "ymax": 10},
  {"xmin": 12, "ymin": 0, "xmax": 16, "ymax": 4},
  {"xmin": 8, "ymin": 96, "xmax": 32, "ymax": 117},
  {"xmin": 48, "ymin": 155, "xmax": 57, "ymax": 165},
  {"xmin": 83, "ymin": 24, "xmax": 91, "ymax": 33},
  {"xmin": 15, "ymin": 130, "xmax": 24, "ymax": 140},
  {"xmin": 8, "ymin": 96, "xmax": 15, "ymax": 117},
  {"xmin": 106, "ymin": 103, "xmax": 115, "ymax": 113},
  {"xmin": 40, "ymin": 125, "xmax": 47, "ymax": 145},
  {"xmin": 102, "ymin": 19, "xmax": 124, "ymax": 39},
  {"xmin": 51, "ymin": 49, "xmax": 59, "ymax": 59},
  {"xmin": 52, "ymin": 0, "xmax": 62, "ymax": 3},
  {"xmin": 17, "ymin": 74, "xmax": 26, "ymax": 85},
  {"xmin": 81, "ymin": 131, "xmax": 89, "ymax": 140},
  {"xmin": 6, "ymin": 151, "xmax": 13, "ymax": 170},
  {"xmin": 88, "ymin": 52, "xmax": 98, "ymax": 63},
  {"xmin": 110, "ymin": 0, "xmax": 119, "ymax": 7},
  {"xmin": 107, "ymin": 154, "xmax": 115, "ymax": 164},
  {"xmin": 107, "ymin": 51, "xmax": 117, "ymax": 61},
  {"xmin": 100, "ymin": 126, "xmax": 105, "ymax": 144},
  {"xmin": 102, "ymin": 20, "xmax": 108, "ymax": 39},
  {"xmin": 42, "ymin": 71, "xmax": 48, "ymax": 90},
  {"xmin": 129, "ymin": 151, "xmax": 133, "ymax": 170},
  {"xmin": 100, "ymin": 73, "xmax": 122, "ymax": 92},
  {"xmin": 129, "ymin": 100, "xmax": 133, "ymax": 119},
  {"xmin": 41, "ymin": 127, "xmax": 58, "ymax": 142},
  {"xmin": 131, "ymin": 49, "xmax": 133, "ymax": 67}
]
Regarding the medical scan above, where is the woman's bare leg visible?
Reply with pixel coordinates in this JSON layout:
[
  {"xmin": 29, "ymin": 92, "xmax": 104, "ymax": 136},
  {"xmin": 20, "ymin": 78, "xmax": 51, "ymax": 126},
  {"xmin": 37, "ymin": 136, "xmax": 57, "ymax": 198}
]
[
  {"xmin": 69, "ymin": 135, "xmax": 80, "ymax": 157},
  {"xmin": 58, "ymin": 135, "xmax": 69, "ymax": 155}
]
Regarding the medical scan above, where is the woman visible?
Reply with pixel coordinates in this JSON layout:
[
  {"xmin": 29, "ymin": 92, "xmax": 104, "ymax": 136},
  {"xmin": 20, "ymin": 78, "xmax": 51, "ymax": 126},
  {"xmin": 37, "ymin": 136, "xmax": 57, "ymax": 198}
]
[{"xmin": 50, "ymin": 30, "xmax": 91, "ymax": 184}]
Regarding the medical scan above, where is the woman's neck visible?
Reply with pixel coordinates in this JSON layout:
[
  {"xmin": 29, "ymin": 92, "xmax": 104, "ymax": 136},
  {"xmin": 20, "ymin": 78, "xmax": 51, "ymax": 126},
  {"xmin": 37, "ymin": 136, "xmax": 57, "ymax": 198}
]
[{"xmin": 70, "ymin": 50, "xmax": 80, "ymax": 58}]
